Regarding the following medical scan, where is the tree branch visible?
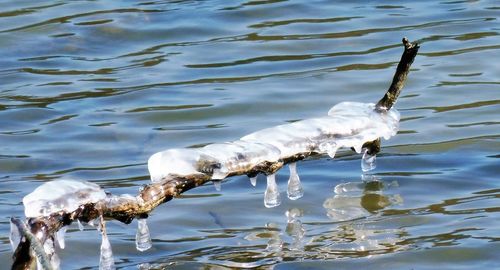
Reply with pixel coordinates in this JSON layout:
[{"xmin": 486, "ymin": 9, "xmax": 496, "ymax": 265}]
[
  {"xmin": 376, "ymin": 37, "xmax": 420, "ymax": 111},
  {"xmin": 11, "ymin": 38, "xmax": 419, "ymax": 270}
]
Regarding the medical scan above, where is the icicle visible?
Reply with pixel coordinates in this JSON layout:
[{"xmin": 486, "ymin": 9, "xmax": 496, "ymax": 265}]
[
  {"xmin": 264, "ymin": 174, "xmax": 281, "ymax": 208},
  {"xmin": 212, "ymin": 180, "xmax": 222, "ymax": 192},
  {"xmin": 135, "ymin": 218, "xmax": 152, "ymax": 252},
  {"xmin": 211, "ymin": 168, "xmax": 229, "ymax": 180},
  {"xmin": 249, "ymin": 176, "xmax": 257, "ymax": 187},
  {"xmin": 99, "ymin": 217, "xmax": 115, "ymax": 270},
  {"xmin": 319, "ymin": 141, "xmax": 338, "ymax": 158},
  {"xmin": 361, "ymin": 149, "xmax": 376, "ymax": 172},
  {"xmin": 41, "ymin": 238, "xmax": 60, "ymax": 270},
  {"xmin": 287, "ymin": 162, "xmax": 303, "ymax": 200},
  {"xmin": 55, "ymin": 226, "xmax": 67, "ymax": 249},
  {"xmin": 9, "ymin": 219, "xmax": 20, "ymax": 251},
  {"xmin": 77, "ymin": 219, "xmax": 84, "ymax": 231},
  {"xmin": 352, "ymin": 142, "xmax": 363, "ymax": 154}
]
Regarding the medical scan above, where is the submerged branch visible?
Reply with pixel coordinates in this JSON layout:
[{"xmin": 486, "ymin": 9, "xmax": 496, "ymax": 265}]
[{"xmin": 11, "ymin": 38, "xmax": 419, "ymax": 270}]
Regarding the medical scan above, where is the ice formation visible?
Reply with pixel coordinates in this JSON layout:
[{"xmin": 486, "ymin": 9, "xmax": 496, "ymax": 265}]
[
  {"xmin": 264, "ymin": 174, "xmax": 281, "ymax": 208},
  {"xmin": 200, "ymin": 141, "xmax": 281, "ymax": 179},
  {"xmin": 55, "ymin": 226, "xmax": 67, "ymax": 249},
  {"xmin": 213, "ymin": 180, "xmax": 222, "ymax": 191},
  {"xmin": 147, "ymin": 101, "xmax": 400, "ymax": 208},
  {"xmin": 287, "ymin": 162, "xmax": 303, "ymax": 200},
  {"xmin": 148, "ymin": 148, "xmax": 212, "ymax": 182},
  {"xmin": 249, "ymin": 176, "xmax": 257, "ymax": 187},
  {"xmin": 135, "ymin": 218, "xmax": 152, "ymax": 252},
  {"xmin": 22, "ymin": 180, "xmax": 107, "ymax": 218},
  {"xmin": 361, "ymin": 149, "xmax": 377, "ymax": 172},
  {"xmin": 9, "ymin": 219, "xmax": 20, "ymax": 251},
  {"xmin": 38, "ymin": 238, "xmax": 60, "ymax": 270},
  {"xmin": 99, "ymin": 220, "xmax": 115, "ymax": 270},
  {"xmin": 77, "ymin": 220, "xmax": 84, "ymax": 231}
]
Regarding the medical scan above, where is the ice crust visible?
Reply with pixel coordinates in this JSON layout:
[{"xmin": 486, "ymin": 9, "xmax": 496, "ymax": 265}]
[
  {"xmin": 200, "ymin": 141, "xmax": 281, "ymax": 179},
  {"xmin": 22, "ymin": 180, "xmax": 107, "ymax": 218},
  {"xmin": 148, "ymin": 102, "xmax": 399, "ymax": 184}
]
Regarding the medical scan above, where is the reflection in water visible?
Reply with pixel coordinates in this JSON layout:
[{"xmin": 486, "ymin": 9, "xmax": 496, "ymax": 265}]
[
  {"xmin": 285, "ymin": 208, "xmax": 306, "ymax": 252},
  {"xmin": 325, "ymin": 175, "xmax": 402, "ymax": 221},
  {"xmin": 319, "ymin": 175, "xmax": 405, "ymax": 254}
]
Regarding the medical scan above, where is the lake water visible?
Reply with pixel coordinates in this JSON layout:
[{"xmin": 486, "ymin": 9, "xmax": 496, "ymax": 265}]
[{"xmin": 0, "ymin": 0, "xmax": 499, "ymax": 269}]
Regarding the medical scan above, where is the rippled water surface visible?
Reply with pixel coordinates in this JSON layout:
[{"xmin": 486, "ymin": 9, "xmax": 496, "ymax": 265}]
[{"xmin": 1, "ymin": 0, "xmax": 499, "ymax": 269}]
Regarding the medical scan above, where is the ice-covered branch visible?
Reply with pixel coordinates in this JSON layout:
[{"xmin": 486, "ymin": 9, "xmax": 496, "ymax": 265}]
[{"xmin": 11, "ymin": 38, "xmax": 418, "ymax": 270}]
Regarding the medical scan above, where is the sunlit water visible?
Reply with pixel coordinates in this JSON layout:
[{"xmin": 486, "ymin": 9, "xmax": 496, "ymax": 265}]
[{"xmin": 0, "ymin": 0, "xmax": 499, "ymax": 269}]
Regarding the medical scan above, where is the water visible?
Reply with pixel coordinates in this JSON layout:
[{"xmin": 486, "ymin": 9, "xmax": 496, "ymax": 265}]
[{"xmin": 0, "ymin": 0, "xmax": 499, "ymax": 269}]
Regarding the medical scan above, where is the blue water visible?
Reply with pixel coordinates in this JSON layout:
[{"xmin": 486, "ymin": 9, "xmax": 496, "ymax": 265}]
[{"xmin": 0, "ymin": 0, "xmax": 499, "ymax": 269}]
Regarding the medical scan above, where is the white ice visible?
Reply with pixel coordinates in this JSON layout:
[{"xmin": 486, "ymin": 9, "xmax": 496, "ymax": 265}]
[
  {"xmin": 264, "ymin": 174, "xmax": 281, "ymax": 208},
  {"xmin": 148, "ymin": 148, "xmax": 210, "ymax": 183},
  {"xmin": 55, "ymin": 226, "xmax": 67, "ymax": 249},
  {"xmin": 287, "ymin": 162, "xmax": 303, "ymax": 200},
  {"xmin": 147, "ymin": 102, "xmax": 399, "ymax": 189},
  {"xmin": 201, "ymin": 141, "xmax": 281, "ymax": 180},
  {"xmin": 249, "ymin": 176, "xmax": 257, "ymax": 187},
  {"xmin": 241, "ymin": 121, "xmax": 318, "ymax": 159},
  {"xmin": 40, "ymin": 238, "xmax": 60, "ymax": 270},
  {"xmin": 242, "ymin": 102, "xmax": 399, "ymax": 160},
  {"xmin": 9, "ymin": 219, "xmax": 20, "ymax": 251},
  {"xmin": 77, "ymin": 219, "xmax": 84, "ymax": 231},
  {"xmin": 361, "ymin": 149, "xmax": 376, "ymax": 172},
  {"xmin": 105, "ymin": 194, "xmax": 142, "ymax": 209},
  {"xmin": 135, "ymin": 218, "xmax": 152, "ymax": 252},
  {"xmin": 23, "ymin": 180, "xmax": 107, "ymax": 218},
  {"xmin": 213, "ymin": 180, "xmax": 222, "ymax": 191},
  {"xmin": 99, "ymin": 220, "xmax": 115, "ymax": 270}
]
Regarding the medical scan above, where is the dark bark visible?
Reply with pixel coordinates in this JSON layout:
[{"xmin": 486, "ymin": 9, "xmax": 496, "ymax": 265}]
[{"xmin": 376, "ymin": 38, "xmax": 420, "ymax": 111}]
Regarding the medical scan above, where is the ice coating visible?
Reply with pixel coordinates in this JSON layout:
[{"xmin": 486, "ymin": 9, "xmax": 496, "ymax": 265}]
[
  {"xmin": 264, "ymin": 174, "xmax": 281, "ymax": 208},
  {"xmin": 148, "ymin": 148, "xmax": 213, "ymax": 183},
  {"xmin": 326, "ymin": 102, "xmax": 400, "ymax": 148},
  {"xmin": 148, "ymin": 102, "xmax": 399, "ymax": 185},
  {"xmin": 361, "ymin": 149, "xmax": 377, "ymax": 172},
  {"xmin": 213, "ymin": 180, "xmax": 222, "ymax": 191},
  {"xmin": 55, "ymin": 226, "xmax": 67, "ymax": 249},
  {"xmin": 40, "ymin": 238, "xmax": 60, "ymax": 270},
  {"xmin": 242, "ymin": 102, "xmax": 399, "ymax": 159},
  {"xmin": 77, "ymin": 220, "xmax": 84, "ymax": 231},
  {"xmin": 99, "ymin": 221, "xmax": 115, "ymax": 270},
  {"xmin": 135, "ymin": 218, "xmax": 152, "ymax": 252},
  {"xmin": 287, "ymin": 162, "xmax": 303, "ymax": 200},
  {"xmin": 249, "ymin": 176, "xmax": 257, "ymax": 187},
  {"xmin": 241, "ymin": 121, "xmax": 317, "ymax": 158},
  {"xmin": 9, "ymin": 219, "xmax": 20, "ymax": 251},
  {"xmin": 201, "ymin": 140, "xmax": 281, "ymax": 179},
  {"xmin": 22, "ymin": 180, "xmax": 107, "ymax": 218}
]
